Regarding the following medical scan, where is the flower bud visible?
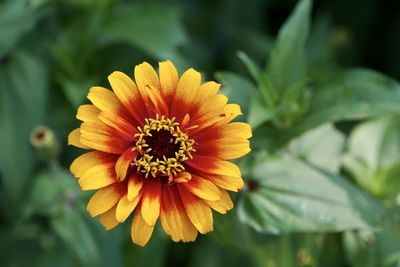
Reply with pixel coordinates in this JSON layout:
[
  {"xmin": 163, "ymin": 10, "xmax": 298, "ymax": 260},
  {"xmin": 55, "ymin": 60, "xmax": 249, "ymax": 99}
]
[{"xmin": 30, "ymin": 125, "xmax": 60, "ymax": 160}]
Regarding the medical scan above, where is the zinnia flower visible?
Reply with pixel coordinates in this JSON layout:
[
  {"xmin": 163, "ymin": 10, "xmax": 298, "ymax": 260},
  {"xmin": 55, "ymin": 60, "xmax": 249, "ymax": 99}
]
[{"xmin": 68, "ymin": 61, "xmax": 252, "ymax": 246}]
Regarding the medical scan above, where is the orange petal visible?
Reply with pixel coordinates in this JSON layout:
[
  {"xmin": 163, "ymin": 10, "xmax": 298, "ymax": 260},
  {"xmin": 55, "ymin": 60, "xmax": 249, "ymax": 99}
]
[
  {"xmin": 70, "ymin": 151, "xmax": 116, "ymax": 178},
  {"xmin": 99, "ymin": 205, "xmax": 119, "ymax": 230},
  {"xmin": 87, "ymin": 183, "xmax": 124, "ymax": 217},
  {"xmin": 98, "ymin": 111, "xmax": 137, "ymax": 140},
  {"xmin": 108, "ymin": 71, "xmax": 145, "ymax": 123},
  {"xmin": 78, "ymin": 162, "xmax": 117, "ymax": 190},
  {"xmin": 183, "ymin": 174, "xmax": 221, "ymax": 201},
  {"xmin": 160, "ymin": 185, "xmax": 198, "ymax": 242},
  {"xmin": 80, "ymin": 122, "xmax": 130, "ymax": 154},
  {"xmin": 178, "ymin": 185, "xmax": 213, "ymax": 234},
  {"xmin": 68, "ymin": 128, "xmax": 90, "ymax": 149},
  {"xmin": 159, "ymin": 60, "xmax": 178, "ymax": 96},
  {"xmin": 205, "ymin": 189, "xmax": 233, "ymax": 214},
  {"xmin": 116, "ymin": 192, "xmax": 142, "ymax": 223},
  {"xmin": 140, "ymin": 178, "xmax": 161, "ymax": 226},
  {"xmin": 145, "ymin": 84, "xmax": 169, "ymax": 116},
  {"xmin": 127, "ymin": 173, "xmax": 144, "ymax": 201},
  {"xmin": 173, "ymin": 171, "xmax": 192, "ymax": 184},
  {"xmin": 115, "ymin": 148, "xmax": 137, "ymax": 181},
  {"xmin": 131, "ymin": 206, "xmax": 155, "ymax": 247},
  {"xmin": 76, "ymin": 104, "xmax": 100, "ymax": 122}
]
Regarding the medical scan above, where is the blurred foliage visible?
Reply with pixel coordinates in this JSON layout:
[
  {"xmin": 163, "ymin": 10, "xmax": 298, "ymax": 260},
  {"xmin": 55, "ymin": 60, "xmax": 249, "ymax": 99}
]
[{"xmin": 1, "ymin": 0, "xmax": 400, "ymax": 266}]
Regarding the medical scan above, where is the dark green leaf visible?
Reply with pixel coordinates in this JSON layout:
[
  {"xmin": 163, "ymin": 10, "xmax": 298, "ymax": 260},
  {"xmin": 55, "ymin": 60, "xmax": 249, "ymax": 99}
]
[
  {"xmin": 104, "ymin": 4, "xmax": 186, "ymax": 59},
  {"xmin": 266, "ymin": 0, "xmax": 311, "ymax": 93},
  {"xmin": 0, "ymin": 0, "xmax": 39, "ymax": 55},
  {"xmin": 248, "ymin": 93, "xmax": 275, "ymax": 128},
  {"xmin": 51, "ymin": 206, "xmax": 101, "ymax": 267},
  {"xmin": 0, "ymin": 50, "xmax": 47, "ymax": 216},
  {"xmin": 275, "ymin": 69, "xmax": 400, "ymax": 145}
]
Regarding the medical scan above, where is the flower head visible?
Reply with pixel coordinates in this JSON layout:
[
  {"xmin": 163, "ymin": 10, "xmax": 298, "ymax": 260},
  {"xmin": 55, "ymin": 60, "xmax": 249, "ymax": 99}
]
[{"xmin": 68, "ymin": 61, "xmax": 252, "ymax": 246}]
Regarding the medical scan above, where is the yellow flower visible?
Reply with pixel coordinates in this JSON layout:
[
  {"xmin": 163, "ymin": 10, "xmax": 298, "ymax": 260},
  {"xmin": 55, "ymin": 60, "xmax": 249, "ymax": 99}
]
[{"xmin": 68, "ymin": 61, "xmax": 252, "ymax": 246}]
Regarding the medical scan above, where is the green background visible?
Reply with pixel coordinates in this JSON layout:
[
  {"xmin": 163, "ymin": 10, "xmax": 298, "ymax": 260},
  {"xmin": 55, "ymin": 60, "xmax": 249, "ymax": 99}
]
[{"xmin": 1, "ymin": 0, "xmax": 400, "ymax": 266}]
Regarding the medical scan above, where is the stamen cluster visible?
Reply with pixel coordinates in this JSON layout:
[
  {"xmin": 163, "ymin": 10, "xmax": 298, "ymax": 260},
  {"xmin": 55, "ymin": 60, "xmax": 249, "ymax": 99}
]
[{"xmin": 132, "ymin": 115, "xmax": 195, "ymax": 178}]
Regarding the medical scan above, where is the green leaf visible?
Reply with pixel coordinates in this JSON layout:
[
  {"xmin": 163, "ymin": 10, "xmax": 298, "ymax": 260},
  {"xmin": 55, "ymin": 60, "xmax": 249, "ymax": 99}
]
[
  {"xmin": 248, "ymin": 93, "xmax": 275, "ymax": 128},
  {"xmin": 275, "ymin": 69, "xmax": 400, "ymax": 145},
  {"xmin": 343, "ymin": 117, "xmax": 400, "ymax": 201},
  {"xmin": 238, "ymin": 51, "xmax": 277, "ymax": 108},
  {"xmin": 0, "ymin": 50, "xmax": 47, "ymax": 216},
  {"xmin": 51, "ymin": 206, "xmax": 101, "ymax": 267},
  {"xmin": 104, "ymin": 4, "xmax": 186, "ymax": 59},
  {"xmin": 0, "ymin": 0, "xmax": 39, "ymax": 55},
  {"xmin": 289, "ymin": 124, "xmax": 345, "ymax": 173},
  {"xmin": 266, "ymin": 0, "xmax": 311, "ymax": 93},
  {"xmin": 274, "ymin": 78, "xmax": 310, "ymax": 127},
  {"xmin": 216, "ymin": 71, "xmax": 257, "ymax": 116},
  {"xmin": 343, "ymin": 208, "xmax": 400, "ymax": 267},
  {"xmin": 238, "ymin": 156, "xmax": 383, "ymax": 234},
  {"xmin": 56, "ymin": 75, "xmax": 97, "ymax": 108}
]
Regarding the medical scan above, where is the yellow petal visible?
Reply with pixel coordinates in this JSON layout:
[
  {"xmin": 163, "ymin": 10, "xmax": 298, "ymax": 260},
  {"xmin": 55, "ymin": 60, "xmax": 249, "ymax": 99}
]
[
  {"xmin": 87, "ymin": 184, "xmax": 124, "ymax": 217},
  {"xmin": 108, "ymin": 71, "xmax": 144, "ymax": 122},
  {"xmin": 221, "ymin": 122, "xmax": 252, "ymax": 139},
  {"xmin": 140, "ymin": 179, "xmax": 161, "ymax": 226},
  {"xmin": 159, "ymin": 60, "xmax": 178, "ymax": 95},
  {"xmin": 216, "ymin": 104, "xmax": 242, "ymax": 125},
  {"xmin": 220, "ymin": 140, "xmax": 251, "ymax": 160},
  {"xmin": 199, "ymin": 139, "xmax": 251, "ymax": 160},
  {"xmin": 202, "ymin": 173, "xmax": 244, "ymax": 192},
  {"xmin": 196, "ymin": 94, "xmax": 228, "ymax": 117},
  {"xmin": 188, "ymin": 156, "xmax": 241, "ymax": 177},
  {"xmin": 178, "ymin": 186, "xmax": 213, "ymax": 234},
  {"xmin": 160, "ymin": 186, "xmax": 198, "ymax": 242},
  {"xmin": 134, "ymin": 62, "xmax": 160, "ymax": 93},
  {"xmin": 183, "ymin": 175, "xmax": 221, "ymax": 201},
  {"xmin": 115, "ymin": 148, "xmax": 137, "ymax": 181},
  {"xmin": 70, "ymin": 151, "xmax": 114, "ymax": 178},
  {"xmin": 80, "ymin": 122, "xmax": 129, "ymax": 154},
  {"xmin": 127, "ymin": 173, "xmax": 144, "ymax": 201},
  {"xmin": 116, "ymin": 192, "xmax": 142, "ymax": 223},
  {"xmin": 99, "ymin": 205, "xmax": 119, "ymax": 230},
  {"xmin": 205, "ymin": 189, "xmax": 233, "ymax": 214},
  {"xmin": 68, "ymin": 128, "xmax": 90, "ymax": 149},
  {"xmin": 172, "ymin": 68, "xmax": 201, "ymax": 108},
  {"xmin": 131, "ymin": 208, "xmax": 155, "ymax": 247},
  {"xmin": 78, "ymin": 163, "xmax": 116, "ymax": 190},
  {"xmin": 76, "ymin": 104, "xmax": 100, "ymax": 122},
  {"xmin": 195, "ymin": 81, "xmax": 220, "ymax": 103},
  {"xmin": 87, "ymin": 86, "xmax": 121, "ymax": 112}
]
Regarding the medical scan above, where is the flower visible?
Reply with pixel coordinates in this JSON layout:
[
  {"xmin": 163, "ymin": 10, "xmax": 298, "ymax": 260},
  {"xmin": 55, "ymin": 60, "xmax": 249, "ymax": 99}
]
[{"xmin": 68, "ymin": 61, "xmax": 252, "ymax": 246}]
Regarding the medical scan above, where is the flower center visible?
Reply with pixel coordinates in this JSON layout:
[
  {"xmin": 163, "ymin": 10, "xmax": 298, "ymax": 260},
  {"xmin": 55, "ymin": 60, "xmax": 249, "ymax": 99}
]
[{"xmin": 132, "ymin": 115, "xmax": 195, "ymax": 178}]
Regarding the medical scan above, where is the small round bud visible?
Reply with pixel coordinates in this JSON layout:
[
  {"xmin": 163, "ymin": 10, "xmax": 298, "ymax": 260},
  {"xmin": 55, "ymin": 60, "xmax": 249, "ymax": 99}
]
[{"xmin": 30, "ymin": 125, "xmax": 60, "ymax": 160}]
